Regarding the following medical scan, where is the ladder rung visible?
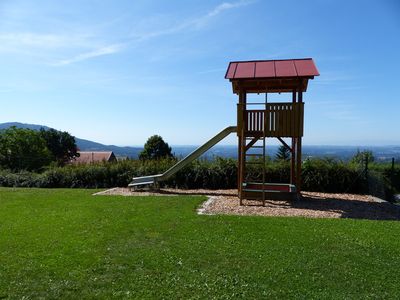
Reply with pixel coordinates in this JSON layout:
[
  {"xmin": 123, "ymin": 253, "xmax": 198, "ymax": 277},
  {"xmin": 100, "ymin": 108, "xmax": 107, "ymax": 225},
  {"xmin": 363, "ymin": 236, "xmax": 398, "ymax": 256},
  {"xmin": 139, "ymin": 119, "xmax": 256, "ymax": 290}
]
[
  {"xmin": 244, "ymin": 181, "xmax": 265, "ymax": 184},
  {"xmin": 246, "ymin": 161, "xmax": 264, "ymax": 164},
  {"xmin": 246, "ymin": 153, "xmax": 263, "ymax": 156},
  {"xmin": 243, "ymin": 188, "xmax": 280, "ymax": 193}
]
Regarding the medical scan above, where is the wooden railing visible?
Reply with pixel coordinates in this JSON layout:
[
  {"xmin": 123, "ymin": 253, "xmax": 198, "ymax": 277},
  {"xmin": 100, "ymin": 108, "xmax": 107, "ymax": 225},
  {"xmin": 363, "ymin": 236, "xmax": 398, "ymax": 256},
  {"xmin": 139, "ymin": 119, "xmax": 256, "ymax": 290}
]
[{"xmin": 238, "ymin": 102, "xmax": 304, "ymax": 137}]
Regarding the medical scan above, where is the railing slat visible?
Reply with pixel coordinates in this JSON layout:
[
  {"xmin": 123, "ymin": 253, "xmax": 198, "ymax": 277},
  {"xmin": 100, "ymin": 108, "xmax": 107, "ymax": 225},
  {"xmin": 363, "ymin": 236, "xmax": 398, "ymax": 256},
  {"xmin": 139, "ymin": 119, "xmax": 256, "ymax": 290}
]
[
  {"xmin": 291, "ymin": 104, "xmax": 295, "ymax": 137},
  {"xmin": 299, "ymin": 103, "xmax": 304, "ymax": 137},
  {"xmin": 293, "ymin": 104, "xmax": 297, "ymax": 137},
  {"xmin": 243, "ymin": 103, "xmax": 303, "ymax": 137}
]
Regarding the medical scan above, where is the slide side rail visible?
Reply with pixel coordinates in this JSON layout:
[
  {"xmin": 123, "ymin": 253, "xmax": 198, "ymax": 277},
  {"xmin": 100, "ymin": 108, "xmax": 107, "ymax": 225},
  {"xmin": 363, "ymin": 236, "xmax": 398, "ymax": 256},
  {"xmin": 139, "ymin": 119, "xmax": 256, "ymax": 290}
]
[{"xmin": 129, "ymin": 126, "xmax": 237, "ymax": 188}]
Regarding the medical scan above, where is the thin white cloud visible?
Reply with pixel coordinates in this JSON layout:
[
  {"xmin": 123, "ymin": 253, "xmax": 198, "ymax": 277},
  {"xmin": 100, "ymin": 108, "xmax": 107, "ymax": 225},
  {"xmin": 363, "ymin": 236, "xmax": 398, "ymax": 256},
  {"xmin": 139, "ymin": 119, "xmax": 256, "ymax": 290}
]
[
  {"xmin": 0, "ymin": 32, "xmax": 91, "ymax": 50},
  {"xmin": 310, "ymin": 100, "xmax": 360, "ymax": 122},
  {"xmin": 203, "ymin": 1, "xmax": 254, "ymax": 19},
  {"xmin": 52, "ymin": 44, "xmax": 124, "ymax": 66},
  {"xmin": 314, "ymin": 73, "xmax": 355, "ymax": 85},
  {"xmin": 196, "ymin": 0, "xmax": 254, "ymax": 26},
  {"xmin": 131, "ymin": 0, "xmax": 255, "ymax": 40},
  {"xmin": 325, "ymin": 109, "xmax": 360, "ymax": 121},
  {"xmin": 197, "ymin": 67, "xmax": 226, "ymax": 74},
  {"xmin": 0, "ymin": 1, "xmax": 255, "ymax": 66}
]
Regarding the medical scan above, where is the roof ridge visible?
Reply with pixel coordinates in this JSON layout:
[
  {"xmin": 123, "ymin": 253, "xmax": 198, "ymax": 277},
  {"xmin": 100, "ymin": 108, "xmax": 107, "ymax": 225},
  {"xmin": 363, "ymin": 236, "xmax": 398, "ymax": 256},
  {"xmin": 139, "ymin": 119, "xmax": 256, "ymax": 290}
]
[
  {"xmin": 226, "ymin": 58, "xmax": 318, "ymax": 80},
  {"xmin": 229, "ymin": 58, "xmax": 313, "ymax": 63},
  {"xmin": 78, "ymin": 151, "xmax": 113, "ymax": 154}
]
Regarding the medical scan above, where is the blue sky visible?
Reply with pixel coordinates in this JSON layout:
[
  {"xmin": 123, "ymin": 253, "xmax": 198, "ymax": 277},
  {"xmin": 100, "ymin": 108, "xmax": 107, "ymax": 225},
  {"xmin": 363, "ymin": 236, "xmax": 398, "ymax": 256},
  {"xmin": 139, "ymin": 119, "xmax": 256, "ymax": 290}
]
[{"xmin": 0, "ymin": 0, "xmax": 399, "ymax": 146}]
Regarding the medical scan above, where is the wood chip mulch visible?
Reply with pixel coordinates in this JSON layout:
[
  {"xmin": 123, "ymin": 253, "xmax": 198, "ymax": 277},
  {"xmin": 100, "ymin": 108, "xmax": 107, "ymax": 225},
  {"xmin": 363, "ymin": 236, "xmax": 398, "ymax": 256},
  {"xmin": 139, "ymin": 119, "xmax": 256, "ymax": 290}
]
[{"xmin": 94, "ymin": 188, "xmax": 400, "ymax": 220}]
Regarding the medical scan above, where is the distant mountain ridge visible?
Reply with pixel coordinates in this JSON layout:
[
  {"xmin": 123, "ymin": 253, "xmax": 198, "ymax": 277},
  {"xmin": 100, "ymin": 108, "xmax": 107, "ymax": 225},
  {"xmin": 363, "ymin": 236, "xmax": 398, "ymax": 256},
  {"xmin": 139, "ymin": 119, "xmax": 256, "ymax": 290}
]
[{"xmin": 0, "ymin": 122, "xmax": 142, "ymax": 158}]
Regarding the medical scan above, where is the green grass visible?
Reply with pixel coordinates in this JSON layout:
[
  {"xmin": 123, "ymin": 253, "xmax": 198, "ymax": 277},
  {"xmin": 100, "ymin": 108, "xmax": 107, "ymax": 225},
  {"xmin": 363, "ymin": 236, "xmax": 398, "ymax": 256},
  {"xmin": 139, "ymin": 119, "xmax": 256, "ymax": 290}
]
[{"xmin": 0, "ymin": 188, "xmax": 399, "ymax": 299}]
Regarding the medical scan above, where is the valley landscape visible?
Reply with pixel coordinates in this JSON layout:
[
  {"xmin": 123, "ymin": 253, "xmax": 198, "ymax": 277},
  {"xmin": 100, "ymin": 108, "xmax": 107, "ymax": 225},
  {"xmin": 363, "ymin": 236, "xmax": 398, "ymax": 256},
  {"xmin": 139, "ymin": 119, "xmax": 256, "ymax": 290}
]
[{"xmin": 2, "ymin": 122, "xmax": 399, "ymax": 161}]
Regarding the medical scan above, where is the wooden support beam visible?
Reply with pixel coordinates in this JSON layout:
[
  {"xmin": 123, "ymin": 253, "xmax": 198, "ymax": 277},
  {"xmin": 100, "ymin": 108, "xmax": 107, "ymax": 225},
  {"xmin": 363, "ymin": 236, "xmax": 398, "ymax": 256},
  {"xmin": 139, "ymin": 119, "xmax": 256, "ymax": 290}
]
[
  {"xmin": 296, "ymin": 137, "xmax": 302, "ymax": 193},
  {"xmin": 238, "ymin": 136, "xmax": 242, "ymax": 191},
  {"xmin": 277, "ymin": 137, "xmax": 292, "ymax": 153},
  {"xmin": 298, "ymin": 90, "xmax": 303, "ymax": 102},
  {"xmin": 290, "ymin": 89, "xmax": 297, "ymax": 185},
  {"xmin": 244, "ymin": 135, "xmax": 262, "ymax": 152},
  {"xmin": 291, "ymin": 138, "xmax": 296, "ymax": 185},
  {"xmin": 296, "ymin": 91, "xmax": 303, "ymax": 194},
  {"xmin": 238, "ymin": 91, "xmax": 247, "ymax": 204}
]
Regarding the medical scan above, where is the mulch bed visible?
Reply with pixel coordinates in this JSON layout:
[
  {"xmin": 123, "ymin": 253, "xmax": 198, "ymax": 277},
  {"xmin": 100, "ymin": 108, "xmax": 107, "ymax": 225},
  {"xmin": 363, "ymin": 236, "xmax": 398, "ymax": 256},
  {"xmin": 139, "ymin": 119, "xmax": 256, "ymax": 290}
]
[{"xmin": 94, "ymin": 188, "xmax": 400, "ymax": 220}]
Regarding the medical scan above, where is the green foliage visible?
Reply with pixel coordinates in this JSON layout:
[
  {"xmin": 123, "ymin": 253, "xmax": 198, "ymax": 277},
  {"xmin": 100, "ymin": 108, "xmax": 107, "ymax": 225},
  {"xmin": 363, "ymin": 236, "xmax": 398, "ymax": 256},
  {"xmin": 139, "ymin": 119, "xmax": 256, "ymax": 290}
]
[
  {"xmin": 139, "ymin": 135, "xmax": 173, "ymax": 160},
  {"xmin": 302, "ymin": 158, "xmax": 361, "ymax": 193},
  {"xmin": 0, "ymin": 127, "xmax": 79, "ymax": 171},
  {"xmin": 1, "ymin": 188, "xmax": 400, "ymax": 298},
  {"xmin": 172, "ymin": 157, "xmax": 238, "ymax": 189},
  {"xmin": 351, "ymin": 150, "xmax": 375, "ymax": 164},
  {"xmin": 275, "ymin": 145, "xmax": 291, "ymax": 161},
  {"xmin": 0, "ymin": 155, "xmax": 397, "ymax": 199},
  {"xmin": 368, "ymin": 162, "xmax": 400, "ymax": 199},
  {"xmin": 0, "ymin": 127, "xmax": 52, "ymax": 171},
  {"xmin": 39, "ymin": 128, "xmax": 79, "ymax": 166}
]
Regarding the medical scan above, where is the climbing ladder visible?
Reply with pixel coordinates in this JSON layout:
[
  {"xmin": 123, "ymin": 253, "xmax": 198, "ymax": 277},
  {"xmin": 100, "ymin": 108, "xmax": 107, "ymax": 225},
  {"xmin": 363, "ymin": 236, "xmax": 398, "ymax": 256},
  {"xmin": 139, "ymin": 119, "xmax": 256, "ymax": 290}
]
[
  {"xmin": 242, "ymin": 134, "xmax": 266, "ymax": 206},
  {"xmin": 238, "ymin": 95, "xmax": 298, "ymax": 204},
  {"xmin": 239, "ymin": 99, "xmax": 268, "ymax": 206}
]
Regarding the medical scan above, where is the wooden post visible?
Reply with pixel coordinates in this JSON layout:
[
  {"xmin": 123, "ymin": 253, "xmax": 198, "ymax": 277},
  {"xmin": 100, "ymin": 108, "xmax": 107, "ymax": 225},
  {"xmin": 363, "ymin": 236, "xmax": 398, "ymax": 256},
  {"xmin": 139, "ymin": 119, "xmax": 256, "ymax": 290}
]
[
  {"xmin": 238, "ymin": 134, "xmax": 241, "ymax": 191},
  {"xmin": 365, "ymin": 153, "xmax": 369, "ymax": 194},
  {"xmin": 238, "ymin": 91, "xmax": 246, "ymax": 204},
  {"xmin": 296, "ymin": 91, "xmax": 303, "ymax": 194},
  {"xmin": 391, "ymin": 157, "xmax": 395, "ymax": 188},
  {"xmin": 290, "ymin": 90, "xmax": 296, "ymax": 185},
  {"xmin": 296, "ymin": 137, "xmax": 302, "ymax": 193}
]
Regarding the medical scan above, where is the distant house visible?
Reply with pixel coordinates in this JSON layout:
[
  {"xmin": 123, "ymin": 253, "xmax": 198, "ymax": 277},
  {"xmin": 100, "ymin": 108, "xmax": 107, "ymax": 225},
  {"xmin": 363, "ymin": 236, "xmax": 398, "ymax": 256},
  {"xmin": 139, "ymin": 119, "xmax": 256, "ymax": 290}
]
[{"xmin": 71, "ymin": 151, "xmax": 117, "ymax": 164}]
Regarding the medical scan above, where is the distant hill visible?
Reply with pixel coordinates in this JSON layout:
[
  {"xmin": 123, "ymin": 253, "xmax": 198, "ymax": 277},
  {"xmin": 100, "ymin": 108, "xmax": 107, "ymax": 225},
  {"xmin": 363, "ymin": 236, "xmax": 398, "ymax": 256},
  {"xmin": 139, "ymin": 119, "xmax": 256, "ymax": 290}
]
[
  {"xmin": 0, "ymin": 122, "xmax": 52, "ymax": 131},
  {"xmin": 0, "ymin": 122, "xmax": 142, "ymax": 158}
]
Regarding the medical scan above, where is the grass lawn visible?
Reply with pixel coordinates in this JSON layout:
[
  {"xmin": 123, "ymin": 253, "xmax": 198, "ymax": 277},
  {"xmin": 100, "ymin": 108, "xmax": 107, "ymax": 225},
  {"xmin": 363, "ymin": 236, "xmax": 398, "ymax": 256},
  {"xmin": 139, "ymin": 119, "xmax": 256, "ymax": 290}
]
[{"xmin": 0, "ymin": 188, "xmax": 399, "ymax": 299}]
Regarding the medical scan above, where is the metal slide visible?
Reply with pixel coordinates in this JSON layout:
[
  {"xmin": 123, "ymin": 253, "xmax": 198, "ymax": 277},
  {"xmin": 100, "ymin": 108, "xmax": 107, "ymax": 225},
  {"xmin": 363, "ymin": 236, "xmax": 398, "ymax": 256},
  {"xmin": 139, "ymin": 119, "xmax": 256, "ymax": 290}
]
[{"xmin": 129, "ymin": 126, "xmax": 237, "ymax": 189}]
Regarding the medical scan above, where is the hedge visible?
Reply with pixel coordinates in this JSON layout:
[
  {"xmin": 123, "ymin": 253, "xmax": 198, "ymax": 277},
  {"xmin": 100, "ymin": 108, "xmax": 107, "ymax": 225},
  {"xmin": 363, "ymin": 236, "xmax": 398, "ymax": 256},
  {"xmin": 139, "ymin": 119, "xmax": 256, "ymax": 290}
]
[{"xmin": 0, "ymin": 157, "xmax": 398, "ymax": 200}]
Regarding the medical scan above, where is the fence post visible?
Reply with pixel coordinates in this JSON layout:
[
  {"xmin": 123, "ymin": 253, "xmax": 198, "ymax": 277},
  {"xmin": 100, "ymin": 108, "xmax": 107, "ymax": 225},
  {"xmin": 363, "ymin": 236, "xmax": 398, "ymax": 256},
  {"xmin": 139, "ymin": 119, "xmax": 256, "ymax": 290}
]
[
  {"xmin": 364, "ymin": 153, "xmax": 369, "ymax": 193},
  {"xmin": 392, "ymin": 157, "xmax": 395, "ymax": 188}
]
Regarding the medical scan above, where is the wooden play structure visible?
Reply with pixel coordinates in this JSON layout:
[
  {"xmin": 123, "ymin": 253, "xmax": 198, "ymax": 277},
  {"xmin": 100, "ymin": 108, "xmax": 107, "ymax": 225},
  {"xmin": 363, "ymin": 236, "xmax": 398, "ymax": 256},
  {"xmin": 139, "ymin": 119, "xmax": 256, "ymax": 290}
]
[
  {"xmin": 130, "ymin": 58, "xmax": 319, "ymax": 205},
  {"xmin": 225, "ymin": 58, "xmax": 319, "ymax": 204}
]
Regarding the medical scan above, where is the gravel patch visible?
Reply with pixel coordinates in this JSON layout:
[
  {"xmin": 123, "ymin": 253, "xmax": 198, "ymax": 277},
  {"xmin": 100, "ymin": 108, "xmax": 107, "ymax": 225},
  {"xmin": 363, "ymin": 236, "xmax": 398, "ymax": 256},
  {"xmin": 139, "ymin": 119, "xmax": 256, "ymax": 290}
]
[
  {"xmin": 93, "ymin": 187, "xmax": 234, "ymax": 197},
  {"xmin": 94, "ymin": 188, "xmax": 400, "ymax": 220}
]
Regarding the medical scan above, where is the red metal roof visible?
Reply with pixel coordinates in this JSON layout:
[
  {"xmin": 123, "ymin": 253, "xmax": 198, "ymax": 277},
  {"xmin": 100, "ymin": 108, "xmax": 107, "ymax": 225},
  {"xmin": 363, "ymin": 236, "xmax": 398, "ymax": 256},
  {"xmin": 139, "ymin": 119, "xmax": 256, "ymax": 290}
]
[
  {"xmin": 225, "ymin": 58, "xmax": 319, "ymax": 80},
  {"xmin": 71, "ymin": 151, "xmax": 116, "ymax": 164}
]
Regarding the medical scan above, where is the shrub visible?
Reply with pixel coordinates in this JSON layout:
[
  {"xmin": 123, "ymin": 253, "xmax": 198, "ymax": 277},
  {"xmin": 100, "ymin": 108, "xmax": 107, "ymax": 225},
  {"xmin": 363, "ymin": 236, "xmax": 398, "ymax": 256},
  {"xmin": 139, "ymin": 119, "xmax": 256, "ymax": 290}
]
[
  {"xmin": 302, "ymin": 158, "xmax": 361, "ymax": 193},
  {"xmin": 0, "ymin": 157, "xmax": 397, "ymax": 200}
]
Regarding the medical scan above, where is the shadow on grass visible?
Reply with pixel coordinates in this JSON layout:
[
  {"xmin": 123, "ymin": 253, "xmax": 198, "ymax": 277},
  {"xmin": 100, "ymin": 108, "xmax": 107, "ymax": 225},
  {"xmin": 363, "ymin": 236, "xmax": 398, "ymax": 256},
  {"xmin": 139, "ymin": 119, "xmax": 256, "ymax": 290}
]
[
  {"xmin": 296, "ymin": 193, "xmax": 400, "ymax": 221},
  {"xmin": 132, "ymin": 188, "xmax": 400, "ymax": 221},
  {"xmin": 239, "ymin": 196, "xmax": 400, "ymax": 220}
]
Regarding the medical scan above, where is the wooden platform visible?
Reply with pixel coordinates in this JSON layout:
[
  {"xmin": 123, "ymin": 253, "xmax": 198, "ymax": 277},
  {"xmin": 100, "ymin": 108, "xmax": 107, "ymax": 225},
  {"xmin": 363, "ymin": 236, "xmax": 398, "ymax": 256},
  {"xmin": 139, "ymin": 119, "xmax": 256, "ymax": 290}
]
[{"xmin": 241, "ymin": 182, "xmax": 298, "ymax": 201}]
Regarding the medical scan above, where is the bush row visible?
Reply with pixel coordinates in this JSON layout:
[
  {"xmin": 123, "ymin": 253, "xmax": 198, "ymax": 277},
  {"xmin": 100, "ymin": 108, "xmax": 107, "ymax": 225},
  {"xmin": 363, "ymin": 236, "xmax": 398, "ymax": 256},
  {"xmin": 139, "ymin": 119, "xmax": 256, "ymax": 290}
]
[{"xmin": 0, "ymin": 157, "xmax": 398, "ymax": 199}]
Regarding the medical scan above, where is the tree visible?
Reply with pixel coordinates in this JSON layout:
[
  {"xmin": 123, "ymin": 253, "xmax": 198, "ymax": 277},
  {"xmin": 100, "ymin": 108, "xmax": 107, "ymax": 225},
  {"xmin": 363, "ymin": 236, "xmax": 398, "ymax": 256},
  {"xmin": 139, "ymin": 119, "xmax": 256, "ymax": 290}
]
[
  {"xmin": 39, "ymin": 128, "xmax": 79, "ymax": 166},
  {"xmin": 275, "ymin": 145, "xmax": 291, "ymax": 161},
  {"xmin": 351, "ymin": 150, "xmax": 375, "ymax": 164},
  {"xmin": 139, "ymin": 135, "xmax": 173, "ymax": 160},
  {"xmin": 0, "ymin": 127, "xmax": 52, "ymax": 171}
]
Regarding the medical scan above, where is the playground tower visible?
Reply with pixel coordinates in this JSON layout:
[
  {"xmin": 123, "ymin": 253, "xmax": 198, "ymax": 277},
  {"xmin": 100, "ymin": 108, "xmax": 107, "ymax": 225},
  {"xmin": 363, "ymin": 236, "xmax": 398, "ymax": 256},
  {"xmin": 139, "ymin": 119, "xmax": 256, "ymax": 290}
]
[{"xmin": 225, "ymin": 58, "xmax": 319, "ymax": 205}]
